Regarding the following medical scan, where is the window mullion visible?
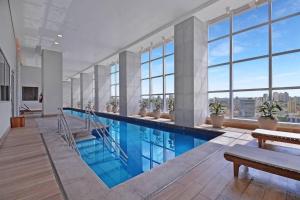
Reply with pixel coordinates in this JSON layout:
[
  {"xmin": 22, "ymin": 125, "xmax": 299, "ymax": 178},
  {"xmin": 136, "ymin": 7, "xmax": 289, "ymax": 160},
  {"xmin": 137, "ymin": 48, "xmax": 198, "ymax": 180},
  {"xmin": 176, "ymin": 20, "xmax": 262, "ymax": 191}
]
[
  {"xmin": 229, "ymin": 13, "xmax": 233, "ymax": 119},
  {"xmin": 268, "ymin": 0, "xmax": 273, "ymax": 100}
]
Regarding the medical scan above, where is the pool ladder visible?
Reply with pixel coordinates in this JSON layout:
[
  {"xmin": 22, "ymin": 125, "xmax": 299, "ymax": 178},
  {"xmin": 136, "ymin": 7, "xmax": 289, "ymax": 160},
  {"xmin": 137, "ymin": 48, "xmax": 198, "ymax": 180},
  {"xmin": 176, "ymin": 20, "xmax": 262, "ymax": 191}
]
[
  {"xmin": 57, "ymin": 108, "xmax": 81, "ymax": 156},
  {"xmin": 85, "ymin": 108, "xmax": 128, "ymax": 165}
]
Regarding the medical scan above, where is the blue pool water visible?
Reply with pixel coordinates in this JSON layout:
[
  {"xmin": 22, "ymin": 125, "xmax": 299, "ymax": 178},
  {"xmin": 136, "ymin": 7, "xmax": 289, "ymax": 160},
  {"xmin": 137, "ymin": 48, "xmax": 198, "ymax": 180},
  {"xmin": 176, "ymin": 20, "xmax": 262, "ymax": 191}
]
[{"xmin": 65, "ymin": 110, "xmax": 216, "ymax": 188}]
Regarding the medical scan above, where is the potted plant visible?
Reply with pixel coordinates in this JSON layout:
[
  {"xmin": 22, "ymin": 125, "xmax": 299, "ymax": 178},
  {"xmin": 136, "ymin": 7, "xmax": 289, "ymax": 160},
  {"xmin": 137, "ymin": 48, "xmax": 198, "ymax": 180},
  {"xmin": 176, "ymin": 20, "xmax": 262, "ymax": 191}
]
[
  {"xmin": 209, "ymin": 100, "xmax": 226, "ymax": 128},
  {"xmin": 258, "ymin": 101, "xmax": 282, "ymax": 130},
  {"xmin": 139, "ymin": 99, "xmax": 149, "ymax": 117},
  {"xmin": 106, "ymin": 101, "xmax": 112, "ymax": 112},
  {"xmin": 111, "ymin": 99, "xmax": 119, "ymax": 113},
  {"xmin": 167, "ymin": 96, "xmax": 175, "ymax": 121},
  {"xmin": 151, "ymin": 96, "xmax": 162, "ymax": 119}
]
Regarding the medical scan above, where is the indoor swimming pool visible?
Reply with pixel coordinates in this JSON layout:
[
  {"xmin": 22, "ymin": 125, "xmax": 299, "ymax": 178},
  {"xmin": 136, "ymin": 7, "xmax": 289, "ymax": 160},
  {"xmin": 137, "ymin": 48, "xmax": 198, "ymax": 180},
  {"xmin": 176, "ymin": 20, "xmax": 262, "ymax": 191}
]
[{"xmin": 64, "ymin": 109, "xmax": 219, "ymax": 188}]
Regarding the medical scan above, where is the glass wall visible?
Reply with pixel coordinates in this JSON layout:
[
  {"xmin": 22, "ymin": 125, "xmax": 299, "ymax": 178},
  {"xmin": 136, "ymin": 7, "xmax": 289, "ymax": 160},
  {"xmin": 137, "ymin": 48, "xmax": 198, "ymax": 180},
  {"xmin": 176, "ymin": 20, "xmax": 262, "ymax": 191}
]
[
  {"xmin": 0, "ymin": 49, "xmax": 10, "ymax": 101},
  {"xmin": 208, "ymin": 0, "xmax": 300, "ymax": 123},
  {"xmin": 110, "ymin": 63, "xmax": 119, "ymax": 101},
  {"xmin": 140, "ymin": 41, "xmax": 174, "ymax": 111}
]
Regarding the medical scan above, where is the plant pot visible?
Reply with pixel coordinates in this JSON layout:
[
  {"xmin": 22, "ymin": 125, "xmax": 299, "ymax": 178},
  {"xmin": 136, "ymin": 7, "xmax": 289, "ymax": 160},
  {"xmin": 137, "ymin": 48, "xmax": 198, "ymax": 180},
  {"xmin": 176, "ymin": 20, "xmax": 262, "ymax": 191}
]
[
  {"xmin": 112, "ymin": 106, "xmax": 118, "ymax": 113},
  {"xmin": 210, "ymin": 115, "xmax": 224, "ymax": 128},
  {"xmin": 140, "ymin": 107, "xmax": 147, "ymax": 117},
  {"xmin": 11, "ymin": 116, "xmax": 25, "ymax": 128},
  {"xmin": 258, "ymin": 117, "xmax": 278, "ymax": 130},
  {"xmin": 153, "ymin": 110, "xmax": 161, "ymax": 119},
  {"xmin": 169, "ymin": 111, "xmax": 175, "ymax": 121},
  {"xmin": 106, "ymin": 105, "xmax": 112, "ymax": 112}
]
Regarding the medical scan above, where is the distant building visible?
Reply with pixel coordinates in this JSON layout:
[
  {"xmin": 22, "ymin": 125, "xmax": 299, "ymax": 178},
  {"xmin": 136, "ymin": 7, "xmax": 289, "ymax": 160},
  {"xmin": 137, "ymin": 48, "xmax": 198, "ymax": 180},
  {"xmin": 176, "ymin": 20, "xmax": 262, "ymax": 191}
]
[{"xmin": 239, "ymin": 98, "xmax": 256, "ymax": 118}]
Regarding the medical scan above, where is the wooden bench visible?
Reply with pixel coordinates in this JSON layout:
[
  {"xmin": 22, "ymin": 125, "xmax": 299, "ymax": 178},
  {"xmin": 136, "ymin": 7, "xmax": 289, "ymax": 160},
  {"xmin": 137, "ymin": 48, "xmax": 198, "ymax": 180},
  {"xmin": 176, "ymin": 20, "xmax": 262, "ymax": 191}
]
[
  {"xmin": 224, "ymin": 144, "xmax": 300, "ymax": 180},
  {"xmin": 252, "ymin": 129, "xmax": 300, "ymax": 148}
]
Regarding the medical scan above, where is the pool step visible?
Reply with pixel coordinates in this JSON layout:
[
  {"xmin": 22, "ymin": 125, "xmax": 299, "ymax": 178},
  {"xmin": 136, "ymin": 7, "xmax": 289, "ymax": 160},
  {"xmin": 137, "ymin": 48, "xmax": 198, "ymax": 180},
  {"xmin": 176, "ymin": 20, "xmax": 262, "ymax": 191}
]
[
  {"xmin": 79, "ymin": 143, "xmax": 104, "ymax": 153},
  {"xmin": 83, "ymin": 151, "xmax": 116, "ymax": 165},
  {"xmin": 77, "ymin": 139, "xmax": 102, "ymax": 149},
  {"xmin": 90, "ymin": 159, "xmax": 128, "ymax": 177}
]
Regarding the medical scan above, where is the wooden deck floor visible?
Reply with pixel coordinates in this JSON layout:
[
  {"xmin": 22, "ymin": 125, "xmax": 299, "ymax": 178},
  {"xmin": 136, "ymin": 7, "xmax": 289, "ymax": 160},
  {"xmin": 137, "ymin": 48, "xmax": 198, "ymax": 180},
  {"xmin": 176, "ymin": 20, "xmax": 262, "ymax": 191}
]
[
  {"xmin": 149, "ymin": 131, "xmax": 300, "ymax": 200},
  {"xmin": 0, "ymin": 119, "xmax": 64, "ymax": 200}
]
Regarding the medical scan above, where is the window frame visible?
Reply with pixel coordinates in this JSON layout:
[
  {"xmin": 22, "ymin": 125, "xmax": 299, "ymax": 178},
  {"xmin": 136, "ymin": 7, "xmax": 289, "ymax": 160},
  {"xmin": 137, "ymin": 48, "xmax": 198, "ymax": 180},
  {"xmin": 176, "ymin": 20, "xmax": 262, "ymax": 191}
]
[
  {"xmin": 110, "ymin": 63, "xmax": 119, "ymax": 100},
  {"xmin": 208, "ymin": 1, "xmax": 300, "ymax": 121},
  {"xmin": 0, "ymin": 47, "xmax": 10, "ymax": 102},
  {"xmin": 140, "ymin": 40, "xmax": 175, "ymax": 111}
]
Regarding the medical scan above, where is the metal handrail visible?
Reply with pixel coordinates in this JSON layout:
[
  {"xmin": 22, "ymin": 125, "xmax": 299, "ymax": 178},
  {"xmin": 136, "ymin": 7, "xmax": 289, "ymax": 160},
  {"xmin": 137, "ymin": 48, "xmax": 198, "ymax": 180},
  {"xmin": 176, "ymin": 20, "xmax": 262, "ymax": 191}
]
[
  {"xmin": 85, "ymin": 108, "xmax": 128, "ymax": 163},
  {"xmin": 58, "ymin": 108, "xmax": 80, "ymax": 156}
]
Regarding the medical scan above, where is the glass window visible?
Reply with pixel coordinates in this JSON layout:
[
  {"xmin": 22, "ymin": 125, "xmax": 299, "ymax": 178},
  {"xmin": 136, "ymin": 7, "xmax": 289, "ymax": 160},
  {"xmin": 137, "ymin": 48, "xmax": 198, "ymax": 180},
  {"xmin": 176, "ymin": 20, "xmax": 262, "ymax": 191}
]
[
  {"xmin": 233, "ymin": 91, "xmax": 269, "ymax": 119},
  {"xmin": 140, "ymin": 41, "xmax": 174, "ymax": 112},
  {"xmin": 208, "ymin": 37, "xmax": 230, "ymax": 66},
  {"xmin": 233, "ymin": 25, "xmax": 268, "ymax": 61},
  {"xmin": 115, "ymin": 73, "xmax": 119, "ymax": 84},
  {"xmin": 165, "ymin": 75, "xmax": 174, "ymax": 94},
  {"xmin": 208, "ymin": 65, "xmax": 229, "ymax": 91},
  {"xmin": 233, "ymin": 3, "xmax": 268, "ymax": 32},
  {"xmin": 165, "ymin": 55, "xmax": 174, "ymax": 74},
  {"xmin": 272, "ymin": 16, "xmax": 300, "ymax": 53},
  {"xmin": 208, "ymin": 0, "xmax": 300, "ymax": 123},
  {"xmin": 0, "ymin": 52, "xmax": 10, "ymax": 101},
  {"xmin": 165, "ymin": 41, "xmax": 174, "ymax": 55},
  {"xmin": 208, "ymin": 92, "xmax": 230, "ymax": 116},
  {"xmin": 0, "ymin": 56, "xmax": 4, "ymax": 86},
  {"xmin": 141, "ymin": 51, "xmax": 149, "ymax": 63},
  {"xmin": 151, "ymin": 58, "xmax": 163, "ymax": 77},
  {"xmin": 273, "ymin": 53, "xmax": 300, "ymax": 88},
  {"xmin": 208, "ymin": 18, "xmax": 230, "ymax": 40},
  {"xmin": 111, "ymin": 65, "xmax": 116, "ymax": 73},
  {"xmin": 272, "ymin": 0, "xmax": 300, "ymax": 19},
  {"xmin": 272, "ymin": 89, "xmax": 300, "ymax": 123},
  {"xmin": 233, "ymin": 58, "xmax": 269, "ymax": 90},
  {"xmin": 111, "ymin": 85, "xmax": 116, "ymax": 96},
  {"xmin": 110, "ymin": 63, "xmax": 119, "ymax": 98},
  {"xmin": 152, "ymin": 77, "xmax": 163, "ymax": 94},
  {"xmin": 111, "ymin": 73, "xmax": 116, "ymax": 84},
  {"xmin": 151, "ymin": 46, "xmax": 163, "ymax": 59},
  {"xmin": 141, "ymin": 63, "xmax": 149, "ymax": 79},
  {"xmin": 142, "ymin": 79, "xmax": 150, "ymax": 95},
  {"xmin": 116, "ymin": 86, "xmax": 119, "ymax": 96}
]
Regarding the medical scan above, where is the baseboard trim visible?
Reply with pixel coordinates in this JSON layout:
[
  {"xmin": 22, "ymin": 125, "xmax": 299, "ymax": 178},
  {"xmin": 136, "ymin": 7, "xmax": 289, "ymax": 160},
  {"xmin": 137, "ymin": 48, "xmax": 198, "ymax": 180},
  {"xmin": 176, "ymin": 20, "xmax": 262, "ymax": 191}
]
[
  {"xmin": 42, "ymin": 114, "xmax": 59, "ymax": 117},
  {"xmin": 0, "ymin": 127, "xmax": 10, "ymax": 148}
]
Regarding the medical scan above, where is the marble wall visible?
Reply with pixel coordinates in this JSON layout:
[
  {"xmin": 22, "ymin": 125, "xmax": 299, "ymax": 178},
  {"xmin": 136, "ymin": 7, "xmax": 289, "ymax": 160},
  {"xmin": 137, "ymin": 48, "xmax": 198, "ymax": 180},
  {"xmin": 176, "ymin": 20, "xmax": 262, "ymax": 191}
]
[
  {"xmin": 119, "ymin": 51, "xmax": 141, "ymax": 116},
  {"xmin": 174, "ymin": 16, "xmax": 208, "ymax": 127}
]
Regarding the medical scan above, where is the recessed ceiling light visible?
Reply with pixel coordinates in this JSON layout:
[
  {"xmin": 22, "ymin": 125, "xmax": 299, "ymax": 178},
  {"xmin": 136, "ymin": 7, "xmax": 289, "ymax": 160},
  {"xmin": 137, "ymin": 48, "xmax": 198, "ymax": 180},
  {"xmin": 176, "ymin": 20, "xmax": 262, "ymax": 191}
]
[
  {"xmin": 54, "ymin": 41, "xmax": 59, "ymax": 45},
  {"xmin": 57, "ymin": 34, "xmax": 63, "ymax": 38}
]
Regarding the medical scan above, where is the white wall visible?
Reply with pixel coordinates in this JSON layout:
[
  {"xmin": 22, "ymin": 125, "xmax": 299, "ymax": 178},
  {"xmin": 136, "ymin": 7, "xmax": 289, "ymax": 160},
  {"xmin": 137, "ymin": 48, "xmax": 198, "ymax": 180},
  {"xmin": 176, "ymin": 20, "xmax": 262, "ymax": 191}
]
[
  {"xmin": 63, "ymin": 81, "xmax": 71, "ymax": 107},
  {"xmin": 41, "ymin": 50, "xmax": 62, "ymax": 116},
  {"xmin": 21, "ymin": 66, "xmax": 42, "ymax": 110},
  {"xmin": 0, "ymin": 0, "xmax": 17, "ymax": 138},
  {"xmin": 71, "ymin": 78, "xmax": 80, "ymax": 108},
  {"xmin": 80, "ymin": 72, "xmax": 93, "ymax": 109}
]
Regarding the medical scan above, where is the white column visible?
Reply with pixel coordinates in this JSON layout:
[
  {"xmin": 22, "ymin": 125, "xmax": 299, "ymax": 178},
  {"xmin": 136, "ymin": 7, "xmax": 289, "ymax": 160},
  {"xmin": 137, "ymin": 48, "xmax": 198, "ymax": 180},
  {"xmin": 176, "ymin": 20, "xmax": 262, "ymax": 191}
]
[
  {"xmin": 94, "ymin": 65, "xmax": 110, "ymax": 112},
  {"xmin": 80, "ymin": 72, "xmax": 93, "ymax": 109},
  {"xmin": 174, "ymin": 16, "xmax": 208, "ymax": 127},
  {"xmin": 62, "ymin": 81, "xmax": 71, "ymax": 107},
  {"xmin": 71, "ymin": 78, "xmax": 80, "ymax": 108},
  {"xmin": 119, "ymin": 51, "xmax": 141, "ymax": 116},
  {"xmin": 41, "ymin": 50, "xmax": 63, "ymax": 116}
]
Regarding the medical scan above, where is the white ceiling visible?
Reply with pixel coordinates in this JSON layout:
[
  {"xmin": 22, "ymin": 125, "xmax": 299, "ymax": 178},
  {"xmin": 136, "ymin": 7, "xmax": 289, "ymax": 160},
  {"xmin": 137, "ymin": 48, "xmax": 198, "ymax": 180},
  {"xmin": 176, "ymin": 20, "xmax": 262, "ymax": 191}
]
[{"xmin": 10, "ymin": 0, "xmax": 253, "ymax": 80}]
